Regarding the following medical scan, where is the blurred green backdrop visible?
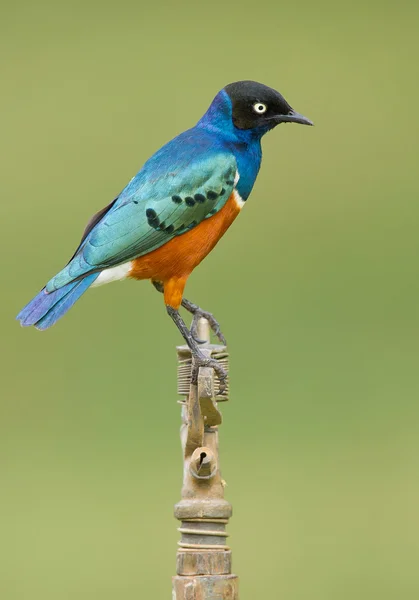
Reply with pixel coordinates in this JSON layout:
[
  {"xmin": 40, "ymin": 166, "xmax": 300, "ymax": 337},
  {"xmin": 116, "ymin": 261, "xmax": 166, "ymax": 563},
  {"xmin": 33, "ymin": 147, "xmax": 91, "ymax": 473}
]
[{"xmin": 1, "ymin": 0, "xmax": 419, "ymax": 598}]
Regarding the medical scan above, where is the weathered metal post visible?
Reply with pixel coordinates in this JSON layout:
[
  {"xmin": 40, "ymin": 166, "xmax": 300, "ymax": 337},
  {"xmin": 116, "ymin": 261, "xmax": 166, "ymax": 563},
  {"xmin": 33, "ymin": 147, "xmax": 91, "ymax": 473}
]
[{"xmin": 172, "ymin": 318, "xmax": 238, "ymax": 599}]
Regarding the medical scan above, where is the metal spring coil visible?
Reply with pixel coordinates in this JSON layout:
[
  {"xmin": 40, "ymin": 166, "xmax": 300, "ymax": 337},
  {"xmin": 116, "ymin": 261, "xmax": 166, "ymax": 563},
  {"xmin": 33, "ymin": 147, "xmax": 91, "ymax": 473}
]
[{"xmin": 177, "ymin": 350, "xmax": 229, "ymax": 400}]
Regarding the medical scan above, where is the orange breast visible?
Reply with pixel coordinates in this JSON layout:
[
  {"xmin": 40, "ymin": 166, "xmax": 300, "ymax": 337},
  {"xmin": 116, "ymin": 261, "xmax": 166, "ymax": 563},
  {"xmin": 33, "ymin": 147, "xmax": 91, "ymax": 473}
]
[{"xmin": 129, "ymin": 192, "xmax": 241, "ymax": 308}]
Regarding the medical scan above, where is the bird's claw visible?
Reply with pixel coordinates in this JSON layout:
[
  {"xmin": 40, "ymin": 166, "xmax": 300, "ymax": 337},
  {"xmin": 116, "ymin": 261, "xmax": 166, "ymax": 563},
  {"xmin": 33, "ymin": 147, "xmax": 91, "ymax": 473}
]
[
  {"xmin": 190, "ymin": 319, "xmax": 207, "ymax": 344},
  {"xmin": 191, "ymin": 310, "xmax": 227, "ymax": 345},
  {"xmin": 191, "ymin": 353, "xmax": 228, "ymax": 394}
]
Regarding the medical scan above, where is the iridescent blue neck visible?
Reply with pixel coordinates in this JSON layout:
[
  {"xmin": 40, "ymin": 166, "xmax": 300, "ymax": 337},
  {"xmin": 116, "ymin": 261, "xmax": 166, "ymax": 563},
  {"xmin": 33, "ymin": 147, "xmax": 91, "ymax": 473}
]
[
  {"xmin": 197, "ymin": 90, "xmax": 269, "ymax": 144},
  {"xmin": 196, "ymin": 91, "xmax": 264, "ymax": 200}
]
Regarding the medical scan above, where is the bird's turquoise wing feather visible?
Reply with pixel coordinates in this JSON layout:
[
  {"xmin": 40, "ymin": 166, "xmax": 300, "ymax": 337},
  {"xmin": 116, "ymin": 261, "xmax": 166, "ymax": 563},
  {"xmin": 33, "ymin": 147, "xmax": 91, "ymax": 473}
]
[{"xmin": 47, "ymin": 152, "xmax": 237, "ymax": 291}]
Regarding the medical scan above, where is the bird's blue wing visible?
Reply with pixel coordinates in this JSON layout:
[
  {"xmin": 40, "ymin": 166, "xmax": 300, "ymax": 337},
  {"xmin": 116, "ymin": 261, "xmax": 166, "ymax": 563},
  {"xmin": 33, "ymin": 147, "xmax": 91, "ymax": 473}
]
[{"xmin": 47, "ymin": 149, "xmax": 237, "ymax": 291}]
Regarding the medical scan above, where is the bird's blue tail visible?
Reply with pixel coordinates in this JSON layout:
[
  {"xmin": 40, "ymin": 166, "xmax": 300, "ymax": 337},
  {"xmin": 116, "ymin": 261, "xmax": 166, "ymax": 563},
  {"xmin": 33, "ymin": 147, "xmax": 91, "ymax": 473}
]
[{"xmin": 16, "ymin": 273, "xmax": 99, "ymax": 330}]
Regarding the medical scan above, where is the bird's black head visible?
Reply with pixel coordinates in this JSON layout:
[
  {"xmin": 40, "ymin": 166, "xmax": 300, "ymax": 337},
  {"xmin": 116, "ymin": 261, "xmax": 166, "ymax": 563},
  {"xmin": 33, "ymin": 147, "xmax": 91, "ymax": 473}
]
[{"xmin": 224, "ymin": 80, "xmax": 313, "ymax": 130}]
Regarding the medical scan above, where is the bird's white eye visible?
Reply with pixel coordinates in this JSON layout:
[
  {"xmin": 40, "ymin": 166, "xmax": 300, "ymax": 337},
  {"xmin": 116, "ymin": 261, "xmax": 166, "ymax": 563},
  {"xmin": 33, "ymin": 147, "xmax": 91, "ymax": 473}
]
[{"xmin": 253, "ymin": 102, "xmax": 267, "ymax": 114}]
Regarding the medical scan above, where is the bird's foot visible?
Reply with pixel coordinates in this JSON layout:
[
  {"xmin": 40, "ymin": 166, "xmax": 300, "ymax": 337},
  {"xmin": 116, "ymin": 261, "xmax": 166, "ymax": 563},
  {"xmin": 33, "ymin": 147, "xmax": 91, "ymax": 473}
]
[
  {"xmin": 191, "ymin": 310, "xmax": 226, "ymax": 345},
  {"xmin": 183, "ymin": 301, "xmax": 227, "ymax": 346},
  {"xmin": 191, "ymin": 350, "xmax": 228, "ymax": 395},
  {"xmin": 166, "ymin": 305, "xmax": 228, "ymax": 395}
]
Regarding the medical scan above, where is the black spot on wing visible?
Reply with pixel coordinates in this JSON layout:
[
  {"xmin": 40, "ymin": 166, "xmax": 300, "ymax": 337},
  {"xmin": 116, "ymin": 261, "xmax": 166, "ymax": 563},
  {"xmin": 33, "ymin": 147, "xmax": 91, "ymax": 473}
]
[
  {"xmin": 148, "ymin": 218, "xmax": 160, "ymax": 229},
  {"xmin": 206, "ymin": 190, "xmax": 218, "ymax": 200},
  {"xmin": 172, "ymin": 195, "xmax": 182, "ymax": 204},
  {"xmin": 194, "ymin": 193, "xmax": 206, "ymax": 203},
  {"xmin": 146, "ymin": 207, "xmax": 160, "ymax": 229},
  {"xmin": 165, "ymin": 224, "xmax": 174, "ymax": 234},
  {"xmin": 185, "ymin": 197, "xmax": 196, "ymax": 207}
]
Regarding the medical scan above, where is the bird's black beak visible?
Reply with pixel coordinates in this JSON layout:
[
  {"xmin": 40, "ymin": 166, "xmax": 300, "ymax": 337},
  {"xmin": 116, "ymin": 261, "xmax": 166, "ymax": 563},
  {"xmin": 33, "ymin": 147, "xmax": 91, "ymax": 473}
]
[{"xmin": 275, "ymin": 110, "xmax": 313, "ymax": 126}]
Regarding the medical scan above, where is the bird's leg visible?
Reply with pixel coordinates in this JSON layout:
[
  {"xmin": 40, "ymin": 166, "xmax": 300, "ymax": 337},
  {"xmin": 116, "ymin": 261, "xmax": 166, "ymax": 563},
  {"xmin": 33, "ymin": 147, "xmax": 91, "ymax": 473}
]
[
  {"xmin": 152, "ymin": 281, "xmax": 165, "ymax": 294},
  {"xmin": 166, "ymin": 306, "xmax": 227, "ymax": 393},
  {"xmin": 152, "ymin": 280, "xmax": 226, "ymax": 345}
]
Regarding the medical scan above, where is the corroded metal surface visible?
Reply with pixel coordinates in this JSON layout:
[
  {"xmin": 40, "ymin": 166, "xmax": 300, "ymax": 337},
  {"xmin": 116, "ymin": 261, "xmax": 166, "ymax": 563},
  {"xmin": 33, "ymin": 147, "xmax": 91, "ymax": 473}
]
[
  {"xmin": 172, "ymin": 575, "xmax": 239, "ymax": 600},
  {"xmin": 177, "ymin": 550, "xmax": 232, "ymax": 576}
]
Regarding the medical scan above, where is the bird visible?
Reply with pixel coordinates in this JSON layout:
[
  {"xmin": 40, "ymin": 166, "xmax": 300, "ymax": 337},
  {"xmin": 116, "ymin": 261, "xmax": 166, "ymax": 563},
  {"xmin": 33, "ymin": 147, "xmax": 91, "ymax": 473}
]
[{"xmin": 17, "ymin": 80, "xmax": 312, "ymax": 390}]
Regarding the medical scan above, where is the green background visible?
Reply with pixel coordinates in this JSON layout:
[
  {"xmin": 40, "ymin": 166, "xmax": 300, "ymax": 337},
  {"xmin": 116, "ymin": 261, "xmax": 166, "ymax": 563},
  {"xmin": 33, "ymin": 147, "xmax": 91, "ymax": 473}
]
[{"xmin": 2, "ymin": 0, "xmax": 418, "ymax": 598}]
